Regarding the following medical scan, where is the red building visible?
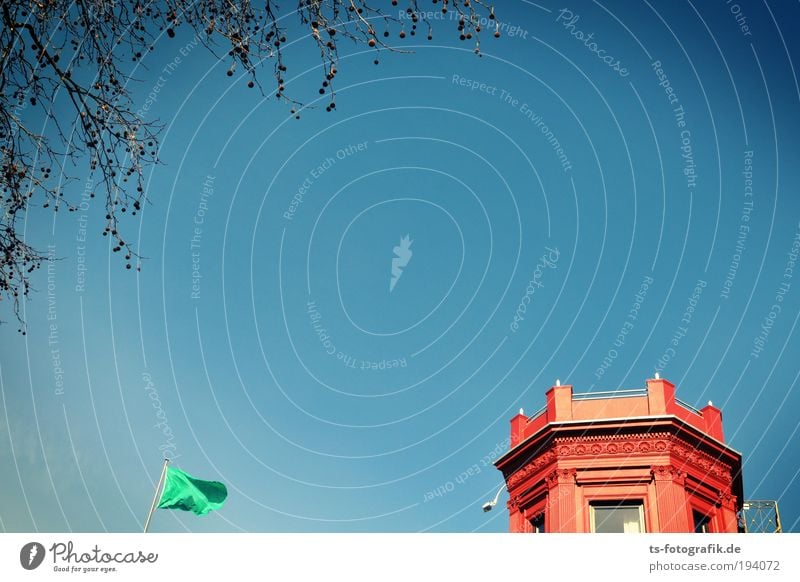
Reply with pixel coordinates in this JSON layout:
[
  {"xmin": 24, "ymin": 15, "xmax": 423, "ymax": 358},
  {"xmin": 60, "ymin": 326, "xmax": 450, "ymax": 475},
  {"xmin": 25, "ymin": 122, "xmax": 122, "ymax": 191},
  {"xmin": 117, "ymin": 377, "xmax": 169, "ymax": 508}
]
[{"xmin": 494, "ymin": 376, "xmax": 744, "ymax": 533}]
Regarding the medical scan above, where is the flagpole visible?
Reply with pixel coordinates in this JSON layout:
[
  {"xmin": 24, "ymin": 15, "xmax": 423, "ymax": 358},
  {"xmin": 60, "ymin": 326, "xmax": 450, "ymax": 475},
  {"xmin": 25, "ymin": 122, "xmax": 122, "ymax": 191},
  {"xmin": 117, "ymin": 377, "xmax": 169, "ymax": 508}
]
[{"xmin": 143, "ymin": 458, "xmax": 170, "ymax": 533}]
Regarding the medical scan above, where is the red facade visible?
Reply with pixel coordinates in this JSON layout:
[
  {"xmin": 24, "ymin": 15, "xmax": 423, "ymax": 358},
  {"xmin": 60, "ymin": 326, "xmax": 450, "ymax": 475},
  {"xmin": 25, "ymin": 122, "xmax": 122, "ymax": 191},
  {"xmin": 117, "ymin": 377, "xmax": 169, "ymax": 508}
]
[{"xmin": 494, "ymin": 377, "xmax": 744, "ymax": 533}]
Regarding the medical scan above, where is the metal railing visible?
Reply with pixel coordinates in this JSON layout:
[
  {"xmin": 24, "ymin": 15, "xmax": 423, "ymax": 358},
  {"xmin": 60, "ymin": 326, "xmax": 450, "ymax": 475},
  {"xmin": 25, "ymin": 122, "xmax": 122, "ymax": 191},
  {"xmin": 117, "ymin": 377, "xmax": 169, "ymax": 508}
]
[
  {"xmin": 675, "ymin": 398, "xmax": 703, "ymax": 415},
  {"xmin": 571, "ymin": 388, "xmax": 648, "ymax": 401},
  {"xmin": 526, "ymin": 405, "xmax": 547, "ymax": 421},
  {"xmin": 742, "ymin": 500, "xmax": 782, "ymax": 533}
]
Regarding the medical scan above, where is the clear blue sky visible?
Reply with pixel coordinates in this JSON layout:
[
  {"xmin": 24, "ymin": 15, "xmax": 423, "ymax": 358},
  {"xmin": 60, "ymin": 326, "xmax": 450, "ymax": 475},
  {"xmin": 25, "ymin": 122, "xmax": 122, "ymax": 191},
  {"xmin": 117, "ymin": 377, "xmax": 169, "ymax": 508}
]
[{"xmin": 1, "ymin": 0, "xmax": 799, "ymax": 533}]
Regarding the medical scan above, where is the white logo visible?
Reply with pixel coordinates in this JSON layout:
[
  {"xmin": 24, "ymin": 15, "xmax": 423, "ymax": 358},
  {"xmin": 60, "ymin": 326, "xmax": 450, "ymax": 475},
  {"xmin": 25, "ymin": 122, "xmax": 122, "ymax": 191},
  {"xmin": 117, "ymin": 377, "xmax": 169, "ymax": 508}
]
[{"xmin": 390, "ymin": 235, "xmax": 413, "ymax": 292}]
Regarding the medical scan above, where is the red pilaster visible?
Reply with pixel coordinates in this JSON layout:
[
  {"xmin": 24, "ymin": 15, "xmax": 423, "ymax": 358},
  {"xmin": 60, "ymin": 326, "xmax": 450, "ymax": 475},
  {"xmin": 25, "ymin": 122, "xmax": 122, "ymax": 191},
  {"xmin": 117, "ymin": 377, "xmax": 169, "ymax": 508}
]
[
  {"xmin": 716, "ymin": 489, "xmax": 739, "ymax": 532},
  {"xmin": 651, "ymin": 465, "xmax": 691, "ymax": 532},
  {"xmin": 508, "ymin": 506, "xmax": 526, "ymax": 533},
  {"xmin": 546, "ymin": 468, "xmax": 578, "ymax": 532}
]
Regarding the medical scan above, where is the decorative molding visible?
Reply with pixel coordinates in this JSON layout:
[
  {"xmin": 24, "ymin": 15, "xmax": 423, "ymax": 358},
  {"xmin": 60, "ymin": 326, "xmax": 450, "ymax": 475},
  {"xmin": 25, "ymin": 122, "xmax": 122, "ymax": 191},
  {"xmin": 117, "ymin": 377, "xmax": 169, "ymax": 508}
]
[
  {"xmin": 717, "ymin": 489, "xmax": 737, "ymax": 510},
  {"xmin": 554, "ymin": 434, "xmax": 671, "ymax": 457},
  {"xmin": 554, "ymin": 434, "xmax": 732, "ymax": 481},
  {"xmin": 554, "ymin": 431, "xmax": 673, "ymax": 443},
  {"xmin": 670, "ymin": 442, "xmax": 732, "ymax": 480},
  {"xmin": 506, "ymin": 450, "xmax": 556, "ymax": 488},
  {"xmin": 545, "ymin": 468, "xmax": 577, "ymax": 488},
  {"xmin": 651, "ymin": 464, "xmax": 685, "ymax": 484},
  {"xmin": 507, "ymin": 434, "xmax": 733, "ymax": 491}
]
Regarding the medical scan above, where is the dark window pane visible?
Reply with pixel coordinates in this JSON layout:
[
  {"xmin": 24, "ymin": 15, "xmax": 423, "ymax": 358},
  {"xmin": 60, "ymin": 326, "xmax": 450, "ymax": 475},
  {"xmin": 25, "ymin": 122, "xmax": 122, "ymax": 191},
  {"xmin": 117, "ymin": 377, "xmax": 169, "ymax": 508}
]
[{"xmin": 693, "ymin": 511, "xmax": 711, "ymax": 533}]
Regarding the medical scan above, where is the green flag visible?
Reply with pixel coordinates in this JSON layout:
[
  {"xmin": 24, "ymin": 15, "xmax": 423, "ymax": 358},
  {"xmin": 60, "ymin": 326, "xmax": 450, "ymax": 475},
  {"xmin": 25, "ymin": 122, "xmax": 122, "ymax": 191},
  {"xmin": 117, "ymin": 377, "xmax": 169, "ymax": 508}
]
[{"xmin": 157, "ymin": 466, "xmax": 227, "ymax": 516}]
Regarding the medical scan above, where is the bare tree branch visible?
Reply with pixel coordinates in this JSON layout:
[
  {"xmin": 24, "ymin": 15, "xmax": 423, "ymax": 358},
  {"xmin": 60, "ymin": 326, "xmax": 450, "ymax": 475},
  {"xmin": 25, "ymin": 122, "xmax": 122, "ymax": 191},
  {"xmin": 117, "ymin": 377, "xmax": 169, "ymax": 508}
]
[{"xmin": 0, "ymin": 0, "xmax": 498, "ymax": 330}]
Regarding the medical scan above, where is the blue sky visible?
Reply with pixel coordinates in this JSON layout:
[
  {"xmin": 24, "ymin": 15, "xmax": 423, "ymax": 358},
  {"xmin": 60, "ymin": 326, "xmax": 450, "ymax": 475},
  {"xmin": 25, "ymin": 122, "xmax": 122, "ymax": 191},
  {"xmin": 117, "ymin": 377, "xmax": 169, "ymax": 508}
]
[{"xmin": 1, "ymin": 0, "xmax": 799, "ymax": 533}]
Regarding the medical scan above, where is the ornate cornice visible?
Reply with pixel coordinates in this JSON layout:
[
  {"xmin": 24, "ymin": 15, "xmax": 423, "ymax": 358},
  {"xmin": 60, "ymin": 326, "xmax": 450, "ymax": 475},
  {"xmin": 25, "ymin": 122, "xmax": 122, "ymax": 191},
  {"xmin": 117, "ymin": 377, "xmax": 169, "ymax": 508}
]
[
  {"xmin": 555, "ymin": 431, "xmax": 674, "ymax": 443},
  {"xmin": 670, "ymin": 441, "xmax": 732, "ymax": 480},
  {"xmin": 507, "ymin": 450, "xmax": 556, "ymax": 488},
  {"xmin": 506, "ymin": 433, "xmax": 732, "ymax": 490},
  {"xmin": 554, "ymin": 434, "xmax": 731, "ymax": 480},
  {"xmin": 555, "ymin": 438, "xmax": 670, "ymax": 457}
]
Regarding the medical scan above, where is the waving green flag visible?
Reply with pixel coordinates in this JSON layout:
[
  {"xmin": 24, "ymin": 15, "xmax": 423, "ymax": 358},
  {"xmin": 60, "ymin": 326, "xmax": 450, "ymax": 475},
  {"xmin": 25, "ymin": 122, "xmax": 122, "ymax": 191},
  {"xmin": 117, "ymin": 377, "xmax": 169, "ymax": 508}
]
[{"xmin": 157, "ymin": 466, "xmax": 227, "ymax": 516}]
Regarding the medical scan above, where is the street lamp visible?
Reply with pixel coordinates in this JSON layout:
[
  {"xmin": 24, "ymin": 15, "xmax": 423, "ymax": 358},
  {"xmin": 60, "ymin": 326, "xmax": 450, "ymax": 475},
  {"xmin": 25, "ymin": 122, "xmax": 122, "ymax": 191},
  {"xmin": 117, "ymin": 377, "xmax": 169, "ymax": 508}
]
[{"xmin": 482, "ymin": 484, "xmax": 506, "ymax": 512}]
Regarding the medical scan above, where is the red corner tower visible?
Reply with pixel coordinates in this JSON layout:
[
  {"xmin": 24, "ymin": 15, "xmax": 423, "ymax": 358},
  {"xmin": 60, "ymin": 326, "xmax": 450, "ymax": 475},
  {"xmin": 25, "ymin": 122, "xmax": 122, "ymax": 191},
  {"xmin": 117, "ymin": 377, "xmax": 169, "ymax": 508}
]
[{"xmin": 494, "ymin": 376, "xmax": 744, "ymax": 533}]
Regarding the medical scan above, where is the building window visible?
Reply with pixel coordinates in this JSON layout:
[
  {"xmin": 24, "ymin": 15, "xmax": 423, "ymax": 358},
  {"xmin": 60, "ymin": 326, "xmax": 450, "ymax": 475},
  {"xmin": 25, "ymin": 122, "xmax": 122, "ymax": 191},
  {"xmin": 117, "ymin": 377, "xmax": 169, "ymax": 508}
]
[
  {"xmin": 590, "ymin": 501, "xmax": 645, "ymax": 533},
  {"xmin": 531, "ymin": 513, "xmax": 545, "ymax": 533},
  {"xmin": 693, "ymin": 511, "xmax": 711, "ymax": 533}
]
